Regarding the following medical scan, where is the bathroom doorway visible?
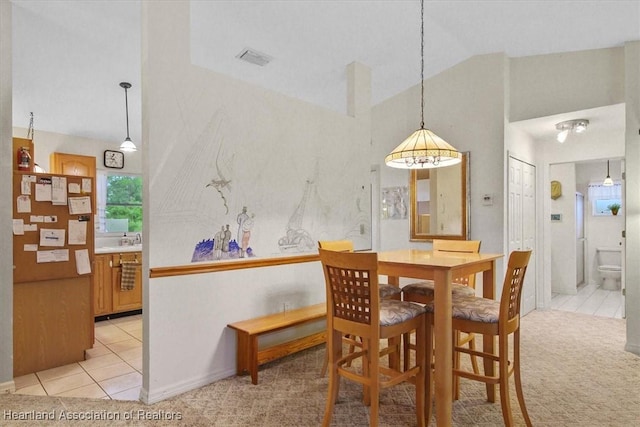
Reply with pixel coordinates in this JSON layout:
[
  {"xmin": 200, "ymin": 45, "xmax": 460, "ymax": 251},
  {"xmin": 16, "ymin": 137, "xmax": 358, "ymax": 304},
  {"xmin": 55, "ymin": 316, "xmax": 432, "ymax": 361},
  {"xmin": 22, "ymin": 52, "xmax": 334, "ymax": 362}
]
[{"xmin": 550, "ymin": 159, "xmax": 625, "ymax": 319}]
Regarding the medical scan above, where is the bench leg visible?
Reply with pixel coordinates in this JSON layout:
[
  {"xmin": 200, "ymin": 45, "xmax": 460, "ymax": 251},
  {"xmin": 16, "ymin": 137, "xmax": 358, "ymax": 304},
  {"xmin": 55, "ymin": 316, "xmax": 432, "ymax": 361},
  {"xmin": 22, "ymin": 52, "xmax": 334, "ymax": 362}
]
[
  {"xmin": 250, "ymin": 335, "xmax": 259, "ymax": 385},
  {"xmin": 236, "ymin": 331, "xmax": 250, "ymax": 376}
]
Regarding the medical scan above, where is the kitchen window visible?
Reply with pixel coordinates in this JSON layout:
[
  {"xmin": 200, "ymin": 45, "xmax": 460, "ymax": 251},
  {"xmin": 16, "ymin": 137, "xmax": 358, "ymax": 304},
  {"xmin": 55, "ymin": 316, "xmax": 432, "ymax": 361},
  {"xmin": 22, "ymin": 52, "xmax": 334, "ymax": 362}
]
[{"xmin": 97, "ymin": 171, "xmax": 142, "ymax": 233}]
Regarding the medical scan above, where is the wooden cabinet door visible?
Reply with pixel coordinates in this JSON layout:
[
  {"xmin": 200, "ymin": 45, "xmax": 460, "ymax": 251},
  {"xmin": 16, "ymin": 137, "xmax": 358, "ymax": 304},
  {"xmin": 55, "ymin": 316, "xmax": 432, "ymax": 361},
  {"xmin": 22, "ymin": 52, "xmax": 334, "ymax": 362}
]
[
  {"xmin": 93, "ymin": 255, "xmax": 113, "ymax": 316},
  {"xmin": 112, "ymin": 252, "xmax": 142, "ymax": 312},
  {"xmin": 50, "ymin": 152, "xmax": 96, "ymax": 177}
]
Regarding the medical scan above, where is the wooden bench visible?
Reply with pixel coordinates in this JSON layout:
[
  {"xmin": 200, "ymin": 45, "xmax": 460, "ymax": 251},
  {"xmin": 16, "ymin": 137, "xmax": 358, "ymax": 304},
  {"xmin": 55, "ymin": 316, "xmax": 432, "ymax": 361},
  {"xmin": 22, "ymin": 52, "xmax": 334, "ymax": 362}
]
[{"xmin": 227, "ymin": 303, "xmax": 327, "ymax": 384}]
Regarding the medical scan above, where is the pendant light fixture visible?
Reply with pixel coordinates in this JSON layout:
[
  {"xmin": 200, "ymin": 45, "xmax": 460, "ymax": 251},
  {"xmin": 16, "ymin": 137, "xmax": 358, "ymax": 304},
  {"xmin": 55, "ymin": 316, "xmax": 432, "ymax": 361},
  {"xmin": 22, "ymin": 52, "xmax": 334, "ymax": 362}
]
[
  {"xmin": 119, "ymin": 82, "xmax": 137, "ymax": 152},
  {"xmin": 385, "ymin": 0, "xmax": 461, "ymax": 169},
  {"xmin": 603, "ymin": 160, "xmax": 614, "ymax": 186}
]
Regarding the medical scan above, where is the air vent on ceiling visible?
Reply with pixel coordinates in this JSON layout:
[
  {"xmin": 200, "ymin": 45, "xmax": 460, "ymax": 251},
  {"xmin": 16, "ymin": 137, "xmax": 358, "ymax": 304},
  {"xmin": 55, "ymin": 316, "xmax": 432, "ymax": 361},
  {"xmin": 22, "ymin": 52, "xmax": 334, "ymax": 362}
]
[{"xmin": 236, "ymin": 48, "xmax": 272, "ymax": 67}]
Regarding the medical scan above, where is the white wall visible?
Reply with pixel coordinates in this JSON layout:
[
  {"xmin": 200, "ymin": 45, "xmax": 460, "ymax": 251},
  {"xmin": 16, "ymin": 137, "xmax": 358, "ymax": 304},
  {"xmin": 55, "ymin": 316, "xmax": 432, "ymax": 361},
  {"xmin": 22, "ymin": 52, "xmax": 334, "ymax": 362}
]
[
  {"xmin": 141, "ymin": 1, "xmax": 371, "ymax": 403},
  {"xmin": 372, "ymin": 53, "xmax": 508, "ymax": 261},
  {"xmin": 510, "ymin": 47, "xmax": 625, "ymax": 121},
  {"xmin": 624, "ymin": 41, "xmax": 640, "ymax": 355},
  {"xmin": 0, "ymin": 0, "xmax": 14, "ymax": 393},
  {"xmin": 549, "ymin": 163, "xmax": 577, "ymax": 294}
]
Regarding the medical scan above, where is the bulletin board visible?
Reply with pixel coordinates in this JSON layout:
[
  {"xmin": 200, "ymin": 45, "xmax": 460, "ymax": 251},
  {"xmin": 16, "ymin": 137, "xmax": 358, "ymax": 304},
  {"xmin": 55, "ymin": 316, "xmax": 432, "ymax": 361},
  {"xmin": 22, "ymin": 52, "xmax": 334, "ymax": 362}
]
[{"xmin": 12, "ymin": 171, "xmax": 95, "ymax": 283}]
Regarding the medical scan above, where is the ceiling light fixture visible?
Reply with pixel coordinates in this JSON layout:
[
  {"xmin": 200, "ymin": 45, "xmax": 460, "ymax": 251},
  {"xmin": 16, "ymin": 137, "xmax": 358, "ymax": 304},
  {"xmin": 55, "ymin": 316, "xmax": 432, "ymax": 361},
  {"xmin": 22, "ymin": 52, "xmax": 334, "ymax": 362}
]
[
  {"xmin": 119, "ymin": 82, "xmax": 137, "ymax": 152},
  {"xmin": 603, "ymin": 160, "xmax": 614, "ymax": 186},
  {"xmin": 384, "ymin": 0, "xmax": 461, "ymax": 169},
  {"xmin": 555, "ymin": 119, "xmax": 589, "ymax": 143}
]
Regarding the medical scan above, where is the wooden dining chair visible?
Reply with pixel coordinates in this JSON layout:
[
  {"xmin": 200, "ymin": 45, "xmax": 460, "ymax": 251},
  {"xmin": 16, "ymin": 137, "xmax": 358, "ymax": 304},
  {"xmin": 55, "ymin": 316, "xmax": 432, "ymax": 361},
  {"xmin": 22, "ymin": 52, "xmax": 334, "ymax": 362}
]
[
  {"xmin": 318, "ymin": 239, "xmax": 402, "ymax": 377},
  {"xmin": 402, "ymin": 239, "xmax": 481, "ymax": 398},
  {"xmin": 319, "ymin": 248, "xmax": 427, "ymax": 427},
  {"xmin": 318, "ymin": 240, "xmax": 402, "ymax": 300},
  {"xmin": 423, "ymin": 250, "xmax": 533, "ymax": 427}
]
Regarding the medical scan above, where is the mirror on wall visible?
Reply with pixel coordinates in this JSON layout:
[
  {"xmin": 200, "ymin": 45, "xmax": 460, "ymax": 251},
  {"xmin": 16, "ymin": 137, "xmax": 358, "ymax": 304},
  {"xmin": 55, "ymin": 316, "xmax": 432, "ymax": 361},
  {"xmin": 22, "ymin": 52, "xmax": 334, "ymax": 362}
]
[{"xmin": 410, "ymin": 152, "xmax": 469, "ymax": 241}]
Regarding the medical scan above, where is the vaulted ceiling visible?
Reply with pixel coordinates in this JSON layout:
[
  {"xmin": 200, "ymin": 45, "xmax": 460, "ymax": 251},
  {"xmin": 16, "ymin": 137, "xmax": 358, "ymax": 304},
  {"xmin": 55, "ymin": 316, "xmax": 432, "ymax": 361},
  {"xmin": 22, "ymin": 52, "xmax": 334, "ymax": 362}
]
[{"xmin": 10, "ymin": 0, "xmax": 640, "ymax": 146}]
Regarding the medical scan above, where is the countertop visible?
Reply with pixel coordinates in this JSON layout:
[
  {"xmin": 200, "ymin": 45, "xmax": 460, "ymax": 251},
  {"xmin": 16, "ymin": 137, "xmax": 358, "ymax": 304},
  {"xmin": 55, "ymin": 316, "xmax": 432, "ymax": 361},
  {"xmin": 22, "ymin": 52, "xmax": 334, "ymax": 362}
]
[{"xmin": 95, "ymin": 245, "xmax": 143, "ymax": 254}]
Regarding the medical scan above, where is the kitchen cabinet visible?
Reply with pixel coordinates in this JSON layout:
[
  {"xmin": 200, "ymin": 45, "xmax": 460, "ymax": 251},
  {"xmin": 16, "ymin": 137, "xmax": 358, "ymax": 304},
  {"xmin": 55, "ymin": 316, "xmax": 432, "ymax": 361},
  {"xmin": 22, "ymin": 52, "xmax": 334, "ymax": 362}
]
[
  {"xmin": 94, "ymin": 254, "xmax": 113, "ymax": 316},
  {"xmin": 93, "ymin": 251, "xmax": 142, "ymax": 317},
  {"xmin": 50, "ymin": 152, "xmax": 96, "ymax": 177}
]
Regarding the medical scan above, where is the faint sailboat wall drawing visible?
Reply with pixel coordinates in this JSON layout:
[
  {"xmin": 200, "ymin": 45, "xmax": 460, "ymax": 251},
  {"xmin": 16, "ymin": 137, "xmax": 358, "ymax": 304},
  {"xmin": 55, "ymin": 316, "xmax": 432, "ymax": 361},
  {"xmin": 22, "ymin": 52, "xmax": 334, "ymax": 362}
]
[
  {"xmin": 278, "ymin": 165, "xmax": 331, "ymax": 253},
  {"xmin": 157, "ymin": 111, "xmax": 234, "ymax": 223}
]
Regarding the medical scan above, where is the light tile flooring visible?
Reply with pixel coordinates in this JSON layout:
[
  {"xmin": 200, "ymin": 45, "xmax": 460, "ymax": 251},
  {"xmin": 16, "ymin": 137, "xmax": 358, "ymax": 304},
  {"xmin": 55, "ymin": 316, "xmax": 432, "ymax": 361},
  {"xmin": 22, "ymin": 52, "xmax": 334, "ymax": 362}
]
[
  {"xmin": 551, "ymin": 283, "xmax": 624, "ymax": 319},
  {"xmin": 13, "ymin": 314, "xmax": 142, "ymax": 401}
]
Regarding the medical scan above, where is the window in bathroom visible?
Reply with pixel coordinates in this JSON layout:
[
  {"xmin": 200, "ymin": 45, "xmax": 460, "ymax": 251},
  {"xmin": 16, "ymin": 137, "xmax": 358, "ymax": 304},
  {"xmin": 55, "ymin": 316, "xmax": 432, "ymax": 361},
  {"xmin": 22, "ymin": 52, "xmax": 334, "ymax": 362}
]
[
  {"xmin": 96, "ymin": 171, "xmax": 143, "ymax": 233},
  {"xmin": 588, "ymin": 182, "xmax": 622, "ymax": 216}
]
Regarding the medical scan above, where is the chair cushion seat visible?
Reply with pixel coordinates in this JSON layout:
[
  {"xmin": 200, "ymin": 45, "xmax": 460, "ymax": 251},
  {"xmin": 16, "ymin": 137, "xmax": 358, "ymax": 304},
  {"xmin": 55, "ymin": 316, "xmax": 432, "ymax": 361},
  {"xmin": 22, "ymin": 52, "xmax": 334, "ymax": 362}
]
[
  {"xmin": 380, "ymin": 300, "xmax": 426, "ymax": 326},
  {"xmin": 425, "ymin": 295, "xmax": 500, "ymax": 323},
  {"xmin": 380, "ymin": 283, "xmax": 402, "ymax": 299},
  {"xmin": 402, "ymin": 280, "xmax": 475, "ymax": 297}
]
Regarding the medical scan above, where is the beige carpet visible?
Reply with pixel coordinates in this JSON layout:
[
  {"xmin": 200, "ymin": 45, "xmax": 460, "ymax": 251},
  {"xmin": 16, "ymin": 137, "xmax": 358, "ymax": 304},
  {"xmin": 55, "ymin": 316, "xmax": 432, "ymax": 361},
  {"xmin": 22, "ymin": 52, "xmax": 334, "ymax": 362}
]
[{"xmin": 2, "ymin": 309, "xmax": 639, "ymax": 426}]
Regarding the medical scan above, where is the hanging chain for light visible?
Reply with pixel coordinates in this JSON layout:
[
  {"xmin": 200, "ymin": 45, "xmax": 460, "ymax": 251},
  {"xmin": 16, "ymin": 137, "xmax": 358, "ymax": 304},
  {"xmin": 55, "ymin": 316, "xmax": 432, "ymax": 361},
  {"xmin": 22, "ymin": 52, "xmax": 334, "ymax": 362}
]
[
  {"xmin": 27, "ymin": 112, "xmax": 34, "ymax": 141},
  {"xmin": 420, "ymin": 0, "xmax": 425, "ymax": 129}
]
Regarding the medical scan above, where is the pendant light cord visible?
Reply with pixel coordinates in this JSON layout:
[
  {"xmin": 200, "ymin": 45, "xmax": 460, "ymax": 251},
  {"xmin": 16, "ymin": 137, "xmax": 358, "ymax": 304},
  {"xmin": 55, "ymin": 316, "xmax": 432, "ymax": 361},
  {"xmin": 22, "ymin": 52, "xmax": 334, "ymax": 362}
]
[
  {"xmin": 124, "ymin": 86, "xmax": 131, "ymax": 139},
  {"xmin": 420, "ymin": 0, "xmax": 425, "ymax": 129}
]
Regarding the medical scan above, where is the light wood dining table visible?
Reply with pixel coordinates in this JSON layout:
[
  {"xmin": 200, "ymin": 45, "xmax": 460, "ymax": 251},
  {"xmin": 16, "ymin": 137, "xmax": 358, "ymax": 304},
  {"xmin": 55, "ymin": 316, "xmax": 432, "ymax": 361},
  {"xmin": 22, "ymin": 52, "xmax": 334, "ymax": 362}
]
[{"xmin": 377, "ymin": 249, "xmax": 504, "ymax": 426}]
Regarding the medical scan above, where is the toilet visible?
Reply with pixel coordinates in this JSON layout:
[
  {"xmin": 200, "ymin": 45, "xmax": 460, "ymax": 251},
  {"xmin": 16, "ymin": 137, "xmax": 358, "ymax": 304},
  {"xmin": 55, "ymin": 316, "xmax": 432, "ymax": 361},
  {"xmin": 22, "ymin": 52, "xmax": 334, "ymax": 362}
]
[{"xmin": 596, "ymin": 247, "xmax": 622, "ymax": 290}]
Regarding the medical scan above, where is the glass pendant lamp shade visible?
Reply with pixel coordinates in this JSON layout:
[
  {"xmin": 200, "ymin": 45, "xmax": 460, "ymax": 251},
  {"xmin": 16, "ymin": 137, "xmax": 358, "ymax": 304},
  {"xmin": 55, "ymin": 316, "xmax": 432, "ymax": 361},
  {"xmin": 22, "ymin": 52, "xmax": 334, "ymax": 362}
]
[
  {"xmin": 385, "ymin": 127, "xmax": 461, "ymax": 169},
  {"xmin": 120, "ymin": 137, "xmax": 137, "ymax": 152},
  {"xmin": 384, "ymin": 0, "xmax": 460, "ymax": 169},
  {"xmin": 119, "ymin": 82, "xmax": 137, "ymax": 152}
]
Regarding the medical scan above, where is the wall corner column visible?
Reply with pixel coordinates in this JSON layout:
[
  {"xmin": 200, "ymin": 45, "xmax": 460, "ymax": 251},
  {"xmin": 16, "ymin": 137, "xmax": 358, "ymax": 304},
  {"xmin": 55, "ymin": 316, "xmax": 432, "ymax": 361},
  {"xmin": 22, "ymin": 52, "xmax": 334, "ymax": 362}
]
[{"xmin": 624, "ymin": 40, "xmax": 640, "ymax": 355}]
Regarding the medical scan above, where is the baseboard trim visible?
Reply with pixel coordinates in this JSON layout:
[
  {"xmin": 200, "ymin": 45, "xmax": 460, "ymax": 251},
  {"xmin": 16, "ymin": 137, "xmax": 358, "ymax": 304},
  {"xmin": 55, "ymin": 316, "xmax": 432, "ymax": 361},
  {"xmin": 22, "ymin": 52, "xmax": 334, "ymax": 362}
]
[
  {"xmin": 0, "ymin": 379, "xmax": 16, "ymax": 394},
  {"xmin": 624, "ymin": 342, "xmax": 640, "ymax": 356},
  {"xmin": 139, "ymin": 368, "xmax": 236, "ymax": 404}
]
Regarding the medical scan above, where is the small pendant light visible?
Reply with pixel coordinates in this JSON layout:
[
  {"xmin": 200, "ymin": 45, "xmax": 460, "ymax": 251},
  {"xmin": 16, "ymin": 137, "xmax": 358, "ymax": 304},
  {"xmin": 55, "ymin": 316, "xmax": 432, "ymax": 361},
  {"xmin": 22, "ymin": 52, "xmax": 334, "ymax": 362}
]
[
  {"xmin": 119, "ymin": 82, "xmax": 137, "ymax": 152},
  {"xmin": 603, "ymin": 160, "xmax": 613, "ymax": 186}
]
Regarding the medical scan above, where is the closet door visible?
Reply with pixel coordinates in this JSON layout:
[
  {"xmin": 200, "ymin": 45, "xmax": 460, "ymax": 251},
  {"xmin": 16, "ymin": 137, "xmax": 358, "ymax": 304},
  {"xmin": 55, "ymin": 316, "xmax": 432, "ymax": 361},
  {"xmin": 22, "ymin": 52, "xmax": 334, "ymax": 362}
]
[{"xmin": 508, "ymin": 156, "xmax": 536, "ymax": 315}]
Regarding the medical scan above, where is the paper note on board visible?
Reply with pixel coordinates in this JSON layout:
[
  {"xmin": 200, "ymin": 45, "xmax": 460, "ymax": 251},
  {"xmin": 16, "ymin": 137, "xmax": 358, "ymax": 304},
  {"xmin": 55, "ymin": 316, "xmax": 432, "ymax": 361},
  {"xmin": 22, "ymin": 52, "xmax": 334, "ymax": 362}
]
[
  {"xmin": 23, "ymin": 224, "xmax": 37, "ymax": 232},
  {"xmin": 17, "ymin": 195, "xmax": 31, "ymax": 213},
  {"xmin": 68, "ymin": 183, "xmax": 81, "ymax": 194},
  {"xmin": 35, "ymin": 183, "xmax": 52, "ymax": 201},
  {"xmin": 82, "ymin": 178, "xmax": 92, "ymax": 193},
  {"xmin": 68, "ymin": 220, "xmax": 87, "ymax": 245},
  {"xmin": 36, "ymin": 249, "xmax": 69, "ymax": 263},
  {"xmin": 21, "ymin": 180, "xmax": 31, "ymax": 195},
  {"xmin": 24, "ymin": 244, "xmax": 38, "ymax": 252},
  {"xmin": 51, "ymin": 176, "xmax": 68, "ymax": 205},
  {"xmin": 39, "ymin": 228, "xmax": 65, "ymax": 247},
  {"xmin": 12, "ymin": 219, "xmax": 24, "ymax": 235},
  {"xmin": 75, "ymin": 249, "xmax": 91, "ymax": 275},
  {"xmin": 68, "ymin": 196, "xmax": 92, "ymax": 215}
]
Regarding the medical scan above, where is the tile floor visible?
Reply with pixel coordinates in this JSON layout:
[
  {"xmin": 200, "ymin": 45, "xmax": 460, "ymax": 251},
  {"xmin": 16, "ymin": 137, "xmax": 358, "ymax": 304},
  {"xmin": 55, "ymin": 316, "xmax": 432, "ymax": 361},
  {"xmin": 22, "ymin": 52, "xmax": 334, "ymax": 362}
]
[
  {"xmin": 13, "ymin": 314, "xmax": 142, "ymax": 401},
  {"xmin": 551, "ymin": 283, "xmax": 624, "ymax": 319}
]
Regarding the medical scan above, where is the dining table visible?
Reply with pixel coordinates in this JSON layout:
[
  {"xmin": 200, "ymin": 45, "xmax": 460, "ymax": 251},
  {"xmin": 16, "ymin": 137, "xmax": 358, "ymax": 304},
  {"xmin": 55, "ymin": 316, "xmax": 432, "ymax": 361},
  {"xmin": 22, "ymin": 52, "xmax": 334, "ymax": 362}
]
[{"xmin": 377, "ymin": 249, "xmax": 504, "ymax": 427}]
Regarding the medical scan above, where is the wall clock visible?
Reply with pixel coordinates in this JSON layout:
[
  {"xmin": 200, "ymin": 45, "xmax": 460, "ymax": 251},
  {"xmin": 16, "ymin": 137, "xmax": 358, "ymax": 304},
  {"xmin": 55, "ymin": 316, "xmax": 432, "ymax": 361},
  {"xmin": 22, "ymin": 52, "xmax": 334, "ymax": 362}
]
[{"xmin": 104, "ymin": 150, "xmax": 124, "ymax": 169}]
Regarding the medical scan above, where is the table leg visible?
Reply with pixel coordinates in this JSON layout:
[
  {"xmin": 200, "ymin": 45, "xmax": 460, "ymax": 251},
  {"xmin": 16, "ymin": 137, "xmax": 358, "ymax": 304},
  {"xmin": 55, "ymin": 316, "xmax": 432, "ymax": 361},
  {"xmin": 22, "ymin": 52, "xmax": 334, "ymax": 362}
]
[
  {"xmin": 482, "ymin": 261, "xmax": 497, "ymax": 402},
  {"xmin": 433, "ymin": 269, "xmax": 452, "ymax": 426}
]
